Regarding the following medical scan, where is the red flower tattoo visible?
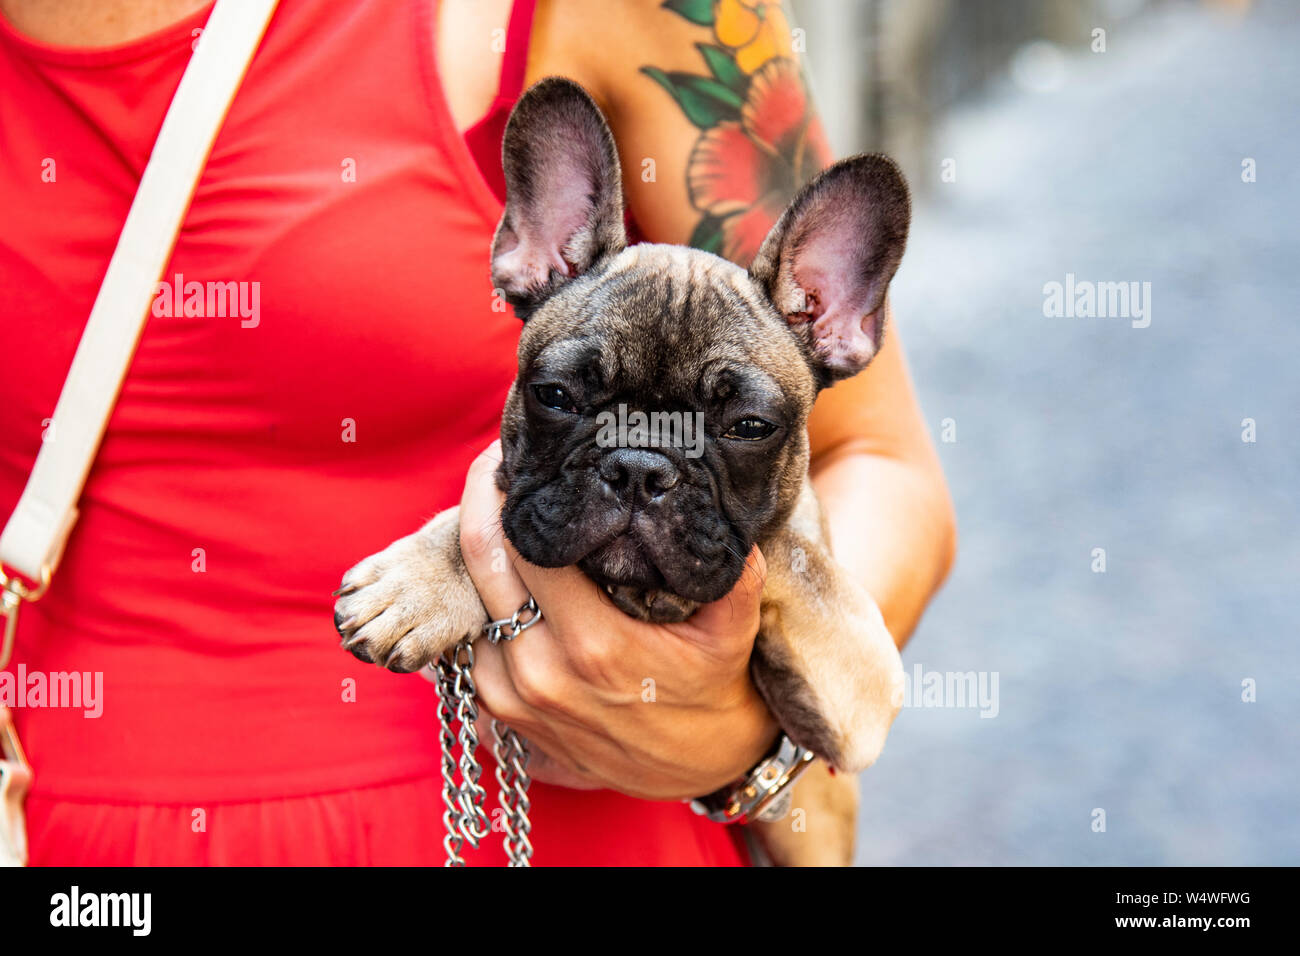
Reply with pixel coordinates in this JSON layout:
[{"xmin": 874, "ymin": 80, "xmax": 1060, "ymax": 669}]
[{"xmin": 686, "ymin": 58, "xmax": 832, "ymax": 263}]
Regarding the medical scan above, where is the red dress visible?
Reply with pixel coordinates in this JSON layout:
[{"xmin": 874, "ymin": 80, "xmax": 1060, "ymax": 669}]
[{"xmin": 0, "ymin": 0, "xmax": 747, "ymax": 866}]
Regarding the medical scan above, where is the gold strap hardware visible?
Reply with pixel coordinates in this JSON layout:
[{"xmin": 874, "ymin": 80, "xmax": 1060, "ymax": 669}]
[{"xmin": 0, "ymin": 563, "xmax": 50, "ymax": 673}]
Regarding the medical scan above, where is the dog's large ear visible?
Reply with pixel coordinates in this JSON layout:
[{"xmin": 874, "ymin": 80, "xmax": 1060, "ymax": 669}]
[
  {"xmin": 490, "ymin": 77, "xmax": 627, "ymax": 320},
  {"xmin": 749, "ymin": 154, "xmax": 911, "ymax": 383}
]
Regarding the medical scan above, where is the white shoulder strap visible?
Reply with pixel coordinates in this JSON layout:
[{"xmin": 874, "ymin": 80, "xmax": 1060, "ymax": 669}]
[{"xmin": 0, "ymin": 0, "xmax": 279, "ymax": 584}]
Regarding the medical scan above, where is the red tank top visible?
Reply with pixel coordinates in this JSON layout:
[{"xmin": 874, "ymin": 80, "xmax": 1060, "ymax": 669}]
[{"xmin": 0, "ymin": 0, "xmax": 745, "ymax": 865}]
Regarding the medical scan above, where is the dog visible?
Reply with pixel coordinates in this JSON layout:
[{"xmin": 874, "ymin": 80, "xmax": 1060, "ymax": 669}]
[{"xmin": 334, "ymin": 77, "xmax": 910, "ymax": 866}]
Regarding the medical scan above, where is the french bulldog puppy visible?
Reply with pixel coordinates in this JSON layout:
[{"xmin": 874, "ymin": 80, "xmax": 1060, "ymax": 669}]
[{"xmin": 335, "ymin": 77, "xmax": 910, "ymax": 866}]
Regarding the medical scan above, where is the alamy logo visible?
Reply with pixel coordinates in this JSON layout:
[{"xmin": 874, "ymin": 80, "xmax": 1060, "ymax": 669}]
[
  {"xmin": 896, "ymin": 664, "xmax": 1000, "ymax": 718},
  {"xmin": 0, "ymin": 665, "xmax": 102, "ymax": 718},
  {"xmin": 152, "ymin": 272, "xmax": 261, "ymax": 328},
  {"xmin": 595, "ymin": 404, "xmax": 705, "ymax": 458},
  {"xmin": 50, "ymin": 886, "xmax": 151, "ymax": 936},
  {"xmin": 1042, "ymin": 272, "xmax": 1151, "ymax": 328}
]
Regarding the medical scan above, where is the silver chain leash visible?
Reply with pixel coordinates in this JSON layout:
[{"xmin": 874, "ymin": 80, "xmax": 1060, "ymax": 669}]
[
  {"xmin": 433, "ymin": 656, "xmax": 467, "ymax": 865},
  {"xmin": 434, "ymin": 596, "xmax": 542, "ymax": 867},
  {"xmin": 492, "ymin": 717, "xmax": 533, "ymax": 865}
]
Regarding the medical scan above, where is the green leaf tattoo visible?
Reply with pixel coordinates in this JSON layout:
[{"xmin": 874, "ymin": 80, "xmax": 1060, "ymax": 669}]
[
  {"xmin": 660, "ymin": 0, "xmax": 715, "ymax": 27},
  {"xmin": 688, "ymin": 215, "xmax": 726, "ymax": 255},
  {"xmin": 640, "ymin": 67, "xmax": 744, "ymax": 128},
  {"xmin": 696, "ymin": 43, "xmax": 749, "ymax": 96}
]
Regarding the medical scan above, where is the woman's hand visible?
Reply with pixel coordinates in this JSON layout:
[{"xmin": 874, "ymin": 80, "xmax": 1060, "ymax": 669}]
[{"xmin": 436, "ymin": 440, "xmax": 779, "ymax": 801}]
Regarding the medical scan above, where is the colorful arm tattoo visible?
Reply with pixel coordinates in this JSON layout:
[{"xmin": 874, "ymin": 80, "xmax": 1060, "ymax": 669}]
[{"xmin": 642, "ymin": 0, "xmax": 833, "ymax": 263}]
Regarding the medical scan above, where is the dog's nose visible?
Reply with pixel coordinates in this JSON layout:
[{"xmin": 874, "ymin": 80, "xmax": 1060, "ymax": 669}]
[{"xmin": 600, "ymin": 448, "xmax": 680, "ymax": 503}]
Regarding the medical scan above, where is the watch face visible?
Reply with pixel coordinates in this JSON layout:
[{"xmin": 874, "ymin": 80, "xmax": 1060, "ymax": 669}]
[{"xmin": 755, "ymin": 791, "xmax": 796, "ymax": 824}]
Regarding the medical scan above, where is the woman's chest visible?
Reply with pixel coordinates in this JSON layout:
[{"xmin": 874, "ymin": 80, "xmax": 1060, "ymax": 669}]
[{"xmin": 0, "ymin": 1, "xmax": 520, "ymax": 472}]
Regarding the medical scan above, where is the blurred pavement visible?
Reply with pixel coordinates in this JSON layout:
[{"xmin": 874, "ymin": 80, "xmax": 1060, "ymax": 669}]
[{"xmin": 857, "ymin": 0, "xmax": 1300, "ymax": 865}]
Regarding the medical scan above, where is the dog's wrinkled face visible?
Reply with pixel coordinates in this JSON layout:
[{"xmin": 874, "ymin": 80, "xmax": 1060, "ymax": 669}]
[
  {"xmin": 487, "ymin": 78, "xmax": 910, "ymax": 621},
  {"xmin": 499, "ymin": 244, "xmax": 817, "ymax": 612}
]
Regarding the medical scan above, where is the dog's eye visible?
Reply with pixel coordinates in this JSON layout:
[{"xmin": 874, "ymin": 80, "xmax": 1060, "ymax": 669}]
[
  {"xmin": 532, "ymin": 384, "xmax": 577, "ymax": 412},
  {"xmin": 724, "ymin": 417, "xmax": 778, "ymax": 441}
]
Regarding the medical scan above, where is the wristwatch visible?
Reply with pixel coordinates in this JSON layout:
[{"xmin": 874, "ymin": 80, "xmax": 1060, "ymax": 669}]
[{"xmin": 689, "ymin": 733, "xmax": 816, "ymax": 824}]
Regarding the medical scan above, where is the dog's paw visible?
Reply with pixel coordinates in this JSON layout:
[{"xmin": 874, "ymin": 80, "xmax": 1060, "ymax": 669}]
[
  {"xmin": 750, "ymin": 642, "xmax": 902, "ymax": 773},
  {"xmin": 751, "ymin": 596, "xmax": 906, "ymax": 773},
  {"xmin": 333, "ymin": 511, "xmax": 485, "ymax": 673}
]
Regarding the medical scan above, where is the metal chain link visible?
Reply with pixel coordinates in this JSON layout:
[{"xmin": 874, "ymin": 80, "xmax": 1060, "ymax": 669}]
[
  {"xmin": 434, "ymin": 596, "xmax": 539, "ymax": 867},
  {"xmin": 483, "ymin": 596, "xmax": 542, "ymax": 645},
  {"xmin": 493, "ymin": 718, "xmax": 533, "ymax": 866},
  {"xmin": 449, "ymin": 641, "xmax": 491, "ymax": 847},
  {"xmin": 433, "ymin": 657, "xmax": 466, "ymax": 866}
]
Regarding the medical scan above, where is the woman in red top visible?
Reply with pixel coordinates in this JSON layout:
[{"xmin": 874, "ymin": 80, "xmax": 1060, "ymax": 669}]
[{"xmin": 0, "ymin": 0, "xmax": 955, "ymax": 865}]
